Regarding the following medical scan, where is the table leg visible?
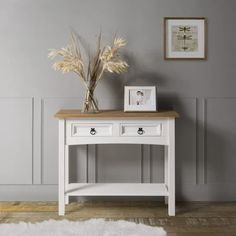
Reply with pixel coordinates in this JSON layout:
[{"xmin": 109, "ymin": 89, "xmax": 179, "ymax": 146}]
[
  {"xmin": 59, "ymin": 119, "xmax": 65, "ymax": 216},
  {"xmin": 65, "ymin": 145, "xmax": 69, "ymax": 205},
  {"xmin": 164, "ymin": 145, "xmax": 168, "ymax": 205},
  {"xmin": 168, "ymin": 119, "xmax": 175, "ymax": 216}
]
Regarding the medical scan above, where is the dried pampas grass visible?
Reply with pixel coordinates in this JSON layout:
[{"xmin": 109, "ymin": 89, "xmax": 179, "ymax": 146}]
[{"xmin": 48, "ymin": 33, "xmax": 128, "ymax": 113}]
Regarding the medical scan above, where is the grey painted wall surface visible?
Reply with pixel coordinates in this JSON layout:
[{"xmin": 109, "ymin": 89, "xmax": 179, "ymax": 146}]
[{"xmin": 0, "ymin": 0, "xmax": 236, "ymax": 201}]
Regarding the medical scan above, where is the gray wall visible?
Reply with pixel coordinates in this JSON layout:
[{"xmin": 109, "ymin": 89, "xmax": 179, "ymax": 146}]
[{"xmin": 0, "ymin": 0, "xmax": 236, "ymax": 201}]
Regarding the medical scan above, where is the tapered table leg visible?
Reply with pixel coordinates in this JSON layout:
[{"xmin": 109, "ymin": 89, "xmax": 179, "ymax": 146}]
[
  {"xmin": 164, "ymin": 145, "xmax": 168, "ymax": 205},
  {"xmin": 59, "ymin": 119, "xmax": 65, "ymax": 215},
  {"xmin": 65, "ymin": 145, "xmax": 69, "ymax": 205},
  {"xmin": 168, "ymin": 119, "xmax": 175, "ymax": 216}
]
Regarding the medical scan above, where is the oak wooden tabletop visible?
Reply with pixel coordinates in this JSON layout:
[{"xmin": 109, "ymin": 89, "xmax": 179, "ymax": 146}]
[{"xmin": 54, "ymin": 110, "xmax": 179, "ymax": 119}]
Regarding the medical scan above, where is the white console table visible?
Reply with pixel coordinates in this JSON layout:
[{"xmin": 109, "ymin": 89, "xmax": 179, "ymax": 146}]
[{"xmin": 55, "ymin": 110, "xmax": 179, "ymax": 216}]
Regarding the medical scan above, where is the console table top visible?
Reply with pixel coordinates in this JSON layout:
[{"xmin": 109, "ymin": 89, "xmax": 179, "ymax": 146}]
[{"xmin": 55, "ymin": 110, "xmax": 179, "ymax": 119}]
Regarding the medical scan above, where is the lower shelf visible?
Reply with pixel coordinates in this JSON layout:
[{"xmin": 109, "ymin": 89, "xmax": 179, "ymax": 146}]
[{"xmin": 66, "ymin": 183, "xmax": 168, "ymax": 197}]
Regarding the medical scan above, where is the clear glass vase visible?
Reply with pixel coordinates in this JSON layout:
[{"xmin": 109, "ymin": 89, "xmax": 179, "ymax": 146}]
[{"xmin": 81, "ymin": 86, "xmax": 99, "ymax": 113}]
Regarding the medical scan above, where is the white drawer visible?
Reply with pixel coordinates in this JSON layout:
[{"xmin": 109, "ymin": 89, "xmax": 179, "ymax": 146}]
[
  {"xmin": 120, "ymin": 123, "xmax": 162, "ymax": 137},
  {"xmin": 71, "ymin": 123, "xmax": 113, "ymax": 137}
]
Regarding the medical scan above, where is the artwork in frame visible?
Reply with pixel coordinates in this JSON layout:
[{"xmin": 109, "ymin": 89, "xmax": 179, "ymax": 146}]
[
  {"xmin": 164, "ymin": 17, "xmax": 207, "ymax": 60},
  {"xmin": 124, "ymin": 86, "xmax": 156, "ymax": 112}
]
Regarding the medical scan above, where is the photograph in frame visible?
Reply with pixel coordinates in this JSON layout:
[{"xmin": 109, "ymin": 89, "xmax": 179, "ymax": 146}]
[
  {"xmin": 164, "ymin": 17, "xmax": 207, "ymax": 60},
  {"xmin": 124, "ymin": 86, "xmax": 156, "ymax": 112}
]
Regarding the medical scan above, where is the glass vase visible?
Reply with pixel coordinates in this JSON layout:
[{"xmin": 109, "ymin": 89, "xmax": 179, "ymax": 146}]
[{"xmin": 81, "ymin": 85, "xmax": 99, "ymax": 113}]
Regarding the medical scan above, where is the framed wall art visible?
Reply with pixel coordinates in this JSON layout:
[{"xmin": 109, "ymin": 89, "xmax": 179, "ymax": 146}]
[
  {"xmin": 124, "ymin": 86, "xmax": 156, "ymax": 112},
  {"xmin": 164, "ymin": 17, "xmax": 207, "ymax": 60}
]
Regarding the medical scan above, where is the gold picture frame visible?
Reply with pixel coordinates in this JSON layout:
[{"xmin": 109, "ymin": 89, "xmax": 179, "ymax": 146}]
[{"xmin": 164, "ymin": 17, "xmax": 207, "ymax": 60}]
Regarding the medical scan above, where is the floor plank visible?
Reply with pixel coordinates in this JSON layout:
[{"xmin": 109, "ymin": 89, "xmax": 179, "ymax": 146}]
[{"xmin": 0, "ymin": 201, "xmax": 236, "ymax": 235}]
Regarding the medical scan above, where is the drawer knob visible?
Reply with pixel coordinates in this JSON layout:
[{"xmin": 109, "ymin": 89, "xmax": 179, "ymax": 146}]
[
  {"xmin": 137, "ymin": 128, "xmax": 144, "ymax": 135},
  {"xmin": 90, "ymin": 128, "xmax": 96, "ymax": 135}
]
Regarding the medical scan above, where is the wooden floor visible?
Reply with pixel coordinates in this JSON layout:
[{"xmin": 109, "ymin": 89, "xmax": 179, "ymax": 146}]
[{"xmin": 0, "ymin": 201, "xmax": 236, "ymax": 235}]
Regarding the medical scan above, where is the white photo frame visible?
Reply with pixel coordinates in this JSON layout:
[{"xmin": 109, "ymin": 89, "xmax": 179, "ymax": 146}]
[{"xmin": 124, "ymin": 86, "xmax": 156, "ymax": 112}]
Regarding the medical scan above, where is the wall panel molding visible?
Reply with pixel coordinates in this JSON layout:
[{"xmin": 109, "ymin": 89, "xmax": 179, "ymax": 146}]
[
  {"xmin": 150, "ymin": 97, "xmax": 198, "ymax": 185},
  {"xmin": 195, "ymin": 97, "xmax": 199, "ymax": 184},
  {"xmin": 0, "ymin": 97, "xmax": 33, "ymax": 185},
  {"xmin": 180, "ymin": 97, "xmax": 198, "ymax": 185},
  {"xmin": 204, "ymin": 97, "xmax": 236, "ymax": 184},
  {"xmin": 1, "ymin": 96, "xmax": 235, "ymax": 199},
  {"xmin": 142, "ymin": 145, "xmax": 151, "ymax": 183},
  {"xmin": 41, "ymin": 97, "xmax": 83, "ymax": 184},
  {"xmin": 203, "ymin": 98, "xmax": 207, "ymax": 184},
  {"xmin": 41, "ymin": 98, "xmax": 44, "ymax": 184},
  {"xmin": 140, "ymin": 145, "xmax": 144, "ymax": 183},
  {"xmin": 88, "ymin": 145, "xmax": 97, "ymax": 183}
]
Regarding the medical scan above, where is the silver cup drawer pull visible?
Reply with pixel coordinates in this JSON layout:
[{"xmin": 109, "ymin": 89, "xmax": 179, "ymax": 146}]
[
  {"xmin": 137, "ymin": 128, "xmax": 144, "ymax": 135},
  {"xmin": 90, "ymin": 128, "xmax": 96, "ymax": 135}
]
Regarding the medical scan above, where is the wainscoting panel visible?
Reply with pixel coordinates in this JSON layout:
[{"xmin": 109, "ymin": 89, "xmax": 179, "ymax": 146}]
[
  {"xmin": 174, "ymin": 98, "xmax": 197, "ymax": 185},
  {"xmin": 151, "ymin": 97, "xmax": 197, "ymax": 185},
  {"xmin": 97, "ymin": 144, "xmax": 142, "ymax": 183},
  {"xmin": 150, "ymin": 145, "xmax": 164, "ymax": 183},
  {"xmin": 205, "ymin": 98, "xmax": 236, "ymax": 184},
  {"xmin": 69, "ymin": 145, "xmax": 88, "ymax": 183},
  {"xmin": 0, "ymin": 98, "xmax": 33, "ymax": 184},
  {"xmin": 1, "ymin": 96, "xmax": 235, "ymax": 200},
  {"xmin": 42, "ymin": 97, "xmax": 86, "ymax": 184},
  {"xmin": 142, "ymin": 145, "xmax": 151, "ymax": 183}
]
